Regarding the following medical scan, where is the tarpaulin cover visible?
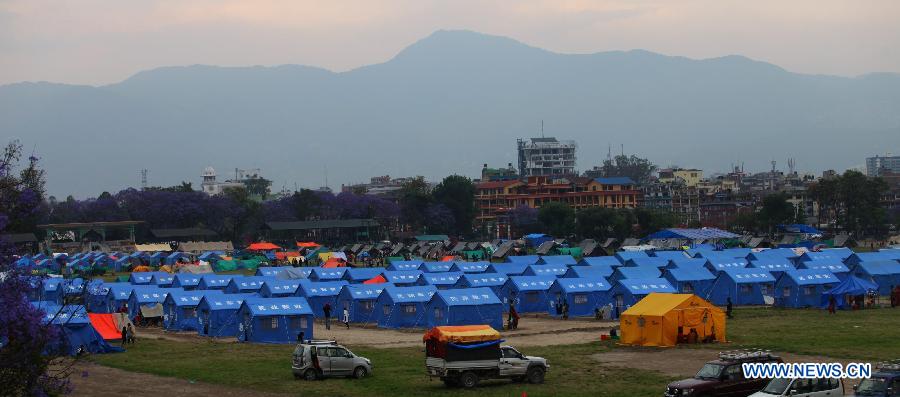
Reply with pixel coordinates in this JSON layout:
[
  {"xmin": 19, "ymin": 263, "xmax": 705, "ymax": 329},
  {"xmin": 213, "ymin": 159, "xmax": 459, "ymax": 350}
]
[
  {"xmin": 296, "ymin": 242, "xmax": 320, "ymax": 248},
  {"xmin": 423, "ymin": 325, "xmax": 501, "ymax": 343},
  {"xmin": 363, "ymin": 275, "xmax": 387, "ymax": 284},
  {"xmin": 441, "ymin": 256, "xmax": 456, "ymax": 262},
  {"xmin": 88, "ymin": 313, "xmax": 122, "ymax": 340},
  {"xmin": 449, "ymin": 339, "xmax": 504, "ymax": 349},
  {"xmin": 620, "ymin": 293, "xmax": 726, "ymax": 347},
  {"xmin": 248, "ymin": 242, "xmax": 281, "ymax": 250},
  {"xmin": 140, "ymin": 303, "xmax": 163, "ymax": 318}
]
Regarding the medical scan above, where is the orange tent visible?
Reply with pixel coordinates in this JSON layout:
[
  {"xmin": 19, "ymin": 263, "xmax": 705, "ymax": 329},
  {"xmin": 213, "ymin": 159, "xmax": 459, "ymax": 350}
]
[
  {"xmin": 296, "ymin": 242, "xmax": 320, "ymax": 248},
  {"xmin": 88, "ymin": 313, "xmax": 122, "ymax": 340},
  {"xmin": 247, "ymin": 242, "xmax": 281, "ymax": 250},
  {"xmin": 441, "ymin": 256, "xmax": 456, "ymax": 262},
  {"xmin": 132, "ymin": 265, "xmax": 151, "ymax": 273},
  {"xmin": 275, "ymin": 251, "xmax": 300, "ymax": 260},
  {"xmin": 363, "ymin": 275, "xmax": 387, "ymax": 284},
  {"xmin": 322, "ymin": 258, "xmax": 347, "ymax": 268},
  {"xmin": 423, "ymin": 325, "xmax": 501, "ymax": 344}
]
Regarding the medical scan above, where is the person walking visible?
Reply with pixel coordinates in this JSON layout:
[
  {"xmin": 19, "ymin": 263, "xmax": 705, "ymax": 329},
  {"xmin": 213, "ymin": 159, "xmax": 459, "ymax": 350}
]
[
  {"xmin": 562, "ymin": 301, "xmax": 569, "ymax": 320},
  {"xmin": 342, "ymin": 307, "xmax": 350, "ymax": 329},
  {"xmin": 121, "ymin": 326, "xmax": 128, "ymax": 347},
  {"xmin": 127, "ymin": 323, "xmax": 135, "ymax": 344},
  {"xmin": 726, "ymin": 297, "xmax": 733, "ymax": 319},
  {"xmin": 323, "ymin": 303, "xmax": 332, "ymax": 330},
  {"xmin": 828, "ymin": 295, "xmax": 837, "ymax": 314}
]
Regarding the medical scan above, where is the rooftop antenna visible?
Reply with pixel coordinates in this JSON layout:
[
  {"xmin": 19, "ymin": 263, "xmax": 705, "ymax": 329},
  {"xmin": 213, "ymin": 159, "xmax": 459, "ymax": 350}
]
[
  {"xmin": 324, "ymin": 164, "xmax": 329, "ymax": 190},
  {"xmin": 140, "ymin": 169, "xmax": 148, "ymax": 190},
  {"xmin": 788, "ymin": 158, "xmax": 795, "ymax": 174},
  {"xmin": 541, "ymin": 120, "xmax": 544, "ymax": 138},
  {"xmin": 607, "ymin": 143, "xmax": 612, "ymax": 162},
  {"xmin": 621, "ymin": 144, "xmax": 624, "ymax": 157}
]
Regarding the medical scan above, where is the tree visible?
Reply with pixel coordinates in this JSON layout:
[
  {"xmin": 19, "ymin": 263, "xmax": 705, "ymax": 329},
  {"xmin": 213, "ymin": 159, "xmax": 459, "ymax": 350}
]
[
  {"xmin": 538, "ymin": 202, "xmax": 575, "ymax": 237},
  {"xmin": 289, "ymin": 189, "xmax": 324, "ymax": 220},
  {"xmin": 810, "ymin": 170, "xmax": 889, "ymax": 236},
  {"xmin": 599, "ymin": 154, "xmax": 657, "ymax": 183},
  {"xmin": 424, "ymin": 203, "xmax": 455, "ymax": 234},
  {"xmin": 0, "ymin": 141, "xmax": 46, "ymax": 232},
  {"xmin": 431, "ymin": 175, "xmax": 476, "ymax": 236},
  {"xmin": 398, "ymin": 177, "xmax": 432, "ymax": 232},
  {"xmin": 757, "ymin": 193, "xmax": 796, "ymax": 234},
  {"xmin": 633, "ymin": 208, "xmax": 676, "ymax": 236},
  {"xmin": 732, "ymin": 211, "xmax": 758, "ymax": 234},
  {"xmin": 243, "ymin": 176, "xmax": 272, "ymax": 199}
]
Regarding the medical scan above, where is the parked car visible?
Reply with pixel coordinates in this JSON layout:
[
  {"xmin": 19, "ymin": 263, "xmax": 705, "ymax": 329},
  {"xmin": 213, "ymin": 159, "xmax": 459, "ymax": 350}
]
[
  {"xmin": 426, "ymin": 344, "xmax": 549, "ymax": 388},
  {"xmin": 665, "ymin": 351, "xmax": 783, "ymax": 397},
  {"xmin": 292, "ymin": 340, "xmax": 372, "ymax": 380},
  {"xmin": 852, "ymin": 361, "xmax": 900, "ymax": 397},
  {"xmin": 750, "ymin": 378, "xmax": 843, "ymax": 397}
]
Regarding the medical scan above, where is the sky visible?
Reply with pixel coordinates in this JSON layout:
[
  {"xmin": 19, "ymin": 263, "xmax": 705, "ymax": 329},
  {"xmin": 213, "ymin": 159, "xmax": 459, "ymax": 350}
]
[{"xmin": 1, "ymin": 0, "xmax": 899, "ymax": 86}]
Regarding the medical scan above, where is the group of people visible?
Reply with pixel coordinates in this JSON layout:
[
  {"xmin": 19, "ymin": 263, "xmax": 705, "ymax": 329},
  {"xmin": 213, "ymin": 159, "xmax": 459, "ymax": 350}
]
[{"xmin": 321, "ymin": 303, "xmax": 351, "ymax": 330}]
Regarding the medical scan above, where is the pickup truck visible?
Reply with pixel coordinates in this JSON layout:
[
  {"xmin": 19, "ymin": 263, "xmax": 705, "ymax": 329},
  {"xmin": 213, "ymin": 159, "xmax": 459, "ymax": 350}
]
[
  {"xmin": 665, "ymin": 350, "xmax": 783, "ymax": 397},
  {"xmin": 852, "ymin": 361, "xmax": 900, "ymax": 397},
  {"xmin": 426, "ymin": 345, "xmax": 549, "ymax": 388}
]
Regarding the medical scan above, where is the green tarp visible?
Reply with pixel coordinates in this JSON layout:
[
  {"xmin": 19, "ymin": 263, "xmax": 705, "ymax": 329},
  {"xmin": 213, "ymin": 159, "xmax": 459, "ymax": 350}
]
[
  {"xmin": 461, "ymin": 250, "xmax": 486, "ymax": 260},
  {"xmin": 214, "ymin": 259, "xmax": 239, "ymax": 272},
  {"xmin": 387, "ymin": 256, "xmax": 405, "ymax": 264},
  {"xmin": 557, "ymin": 247, "xmax": 583, "ymax": 258}
]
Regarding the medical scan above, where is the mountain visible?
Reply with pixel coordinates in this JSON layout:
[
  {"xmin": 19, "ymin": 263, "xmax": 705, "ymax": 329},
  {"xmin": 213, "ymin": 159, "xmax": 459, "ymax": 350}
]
[{"xmin": 2, "ymin": 30, "xmax": 899, "ymax": 197}]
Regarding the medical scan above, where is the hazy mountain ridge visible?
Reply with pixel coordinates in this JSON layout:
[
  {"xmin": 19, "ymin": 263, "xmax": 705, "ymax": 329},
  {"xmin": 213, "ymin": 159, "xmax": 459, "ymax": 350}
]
[{"xmin": 2, "ymin": 30, "xmax": 899, "ymax": 197}]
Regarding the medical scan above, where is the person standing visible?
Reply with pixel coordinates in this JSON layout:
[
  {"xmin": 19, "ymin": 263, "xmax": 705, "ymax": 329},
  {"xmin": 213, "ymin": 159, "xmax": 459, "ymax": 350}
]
[
  {"xmin": 562, "ymin": 301, "xmax": 569, "ymax": 320},
  {"xmin": 127, "ymin": 323, "xmax": 135, "ymax": 344},
  {"xmin": 726, "ymin": 297, "xmax": 733, "ymax": 319},
  {"xmin": 121, "ymin": 326, "xmax": 128, "ymax": 347},
  {"xmin": 323, "ymin": 303, "xmax": 332, "ymax": 330},
  {"xmin": 342, "ymin": 307, "xmax": 350, "ymax": 329},
  {"xmin": 828, "ymin": 295, "xmax": 837, "ymax": 314}
]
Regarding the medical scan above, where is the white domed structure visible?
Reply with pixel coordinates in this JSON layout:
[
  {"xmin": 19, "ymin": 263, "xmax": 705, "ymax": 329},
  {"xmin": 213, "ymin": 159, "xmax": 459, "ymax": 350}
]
[{"xmin": 202, "ymin": 166, "xmax": 216, "ymax": 178}]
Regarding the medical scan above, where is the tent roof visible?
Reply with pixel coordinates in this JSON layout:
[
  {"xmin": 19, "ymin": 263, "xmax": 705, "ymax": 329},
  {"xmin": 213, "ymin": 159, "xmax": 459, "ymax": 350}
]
[
  {"xmin": 382, "ymin": 270, "xmax": 423, "ymax": 284},
  {"xmin": 721, "ymin": 268, "xmax": 776, "ymax": 283},
  {"xmin": 421, "ymin": 272, "xmax": 463, "ymax": 285},
  {"xmin": 381, "ymin": 285, "xmax": 437, "ymax": 303},
  {"xmin": 298, "ymin": 280, "xmax": 348, "ymax": 296},
  {"xmin": 363, "ymin": 275, "xmax": 388, "ymax": 284},
  {"xmin": 310, "ymin": 267, "xmax": 347, "ymax": 279},
  {"xmin": 506, "ymin": 255, "xmax": 540, "ymax": 264},
  {"xmin": 566, "ymin": 265, "xmax": 613, "ymax": 278},
  {"xmin": 242, "ymin": 297, "xmax": 313, "ymax": 316},
  {"xmin": 579, "ymin": 256, "xmax": 621, "ymax": 267},
  {"xmin": 623, "ymin": 293, "xmax": 720, "ymax": 316},
  {"xmin": 420, "ymin": 262, "xmax": 454, "ymax": 272},
  {"xmin": 748, "ymin": 260, "xmax": 794, "ymax": 271},
  {"xmin": 173, "ymin": 274, "xmax": 202, "ymax": 286},
  {"xmin": 344, "ymin": 268, "xmax": 385, "ymax": 280},
  {"xmin": 614, "ymin": 266, "xmax": 660, "ymax": 279},
  {"xmin": 423, "ymin": 325, "xmax": 500, "ymax": 344},
  {"xmin": 553, "ymin": 277, "xmax": 611, "ymax": 292},
  {"xmin": 460, "ymin": 273, "xmax": 508, "ymax": 287},
  {"xmin": 261, "ymin": 279, "xmax": 303, "ymax": 294},
  {"xmin": 451, "ymin": 261, "xmax": 491, "ymax": 272},
  {"xmin": 617, "ymin": 278, "xmax": 677, "ymax": 294},
  {"xmin": 247, "ymin": 242, "xmax": 281, "ymax": 251},
  {"xmin": 666, "ymin": 267, "xmax": 716, "ymax": 281},
  {"xmin": 200, "ymin": 274, "xmax": 234, "ymax": 285},
  {"xmin": 526, "ymin": 264, "xmax": 568, "ymax": 276},
  {"xmin": 200, "ymin": 293, "xmax": 256, "ymax": 310},
  {"xmin": 854, "ymin": 261, "xmax": 900, "ymax": 275},
  {"xmin": 341, "ymin": 284, "xmax": 388, "ymax": 300},
  {"xmin": 646, "ymin": 228, "xmax": 739, "ymax": 241},
  {"xmin": 798, "ymin": 261, "xmax": 849, "ymax": 273},
  {"xmin": 433, "ymin": 287, "xmax": 501, "ymax": 306},
  {"xmin": 166, "ymin": 290, "xmax": 220, "ymax": 306},
  {"xmin": 783, "ymin": 270, "xmax": 839, "ymax": 285},
  {"xmin": 539, "ymin": 255, "xmax": 577, "ymax": 265},
  {"xmin": 507, "ymin": 275, "xmax": 555, "ymax": 291},
  {"xmin": 821, "ymin": 275, "xmax": 878, "ymax": 296}
]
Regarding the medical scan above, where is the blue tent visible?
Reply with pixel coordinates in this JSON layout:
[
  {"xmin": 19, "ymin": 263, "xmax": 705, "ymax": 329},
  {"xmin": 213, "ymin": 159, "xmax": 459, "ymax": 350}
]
[
  {"xmin": 719, "ymin": 248, "xmax": 752, "ymax": 258},
  {"xmin": 663, "ymin": 267, "xmax": 716, "ymax": 297},
  {"xmin": 424, "ymin": 288, "xmax": 503, "ymax": 330},
  {"xmin": 665, "ymin": 258, "xmax": 708, "ymax": 269},
  {"xmin": 105, "ymin": 283, "xmax": 136, "ymax": 313},
  {"xmin": 524, "ymin": 233, "xmax": 552, "ymax": 247},
  {"xmin": 449, "ymin": 261, "xmax": 491, "ymax": 273},
  {"xmin": 382, "ymin": 271, "xmax": 423, "ymax": 287},
  {"xmin": 165, "ymin": 252, "xmax": 190, "ymax": 265},
  {"xmin": 748, "ymin": 259, "xmax": 795, "ymax": 277},
  {"xmin": 308, "ymin": 267, "xmax": 348, "ymax": 281},
  {"xmin": 418, "ymin": 272, "xmax": 464, "ymax": 289},
  {"xmin": 256, "ymin": 267, "xmax": 288, "ymax": 277},
  {"xmin": 614, "ymin": 251, "xmax": 648, "ymax": 264},
  {"xmin": 797, "ymin": 260, "xmax": 850, "ymax": 280},
  {"xmin": 198, "ymin": 274, "xmax": 234, "ymax": 290},
  {"xmin": 498, "ymin": 276, "xmax": 555, "ymax": 314},
  {"xmin": 610, "ymin": 278, "xmax": 677, "ymax": 317},
  {"xmin": 15, "ymin": 256, "xmax": 37, "ymax": 268},
  {"xmin": 609, "ymin": 266, "xmax": 660, "ymax": 283},
  {"xmin": 386, "ymin": 260, "xmax": 424, "ymax": 271},
  {"xmin": 40, "ymin": 278, "xmax": 65, "ymax": 304},
  {"xmin": 486, "ymin": 262, "xmax": 529, "ymax": 276},
  {"xmin": 850, "ymin": 261, "xmax": 900, "ymax": 294},
  {"xmin": 625, "ymin": 257, "xmax": 669, "ymax": 269},
  {"xmin": 419, "ymin": 261, "xmax": 453, "ymax": 273},
  {"xmin": 746, "ymin": 248, "xmax": 799, "ymax": 261},
  {"xmin": 149, "ymin": 251, "xmax": 168, "ymax": 265},
  {"xmin": 646, "ymin": 228, "xmax": 739, "ymax": 241},
  {"xmin": 548, "ymin": 278, "xmax": 612, "ymax": 317},
  {"xmin": 778, "ymin": 224, "xmax": 821, "ymax": 234},
  {"xmin": 337, "ymin": 284, "xmax": 391, "ymax": 323},
  {"xmin": 150, "ymin": 273, "xmax": 175, "ymax": 287},
  {"xmin": 129, "ymin": 271, "xmax": 162, "ymax": 285},
  {"xmin": 172, "ymin": 274, "xmax": 203, "ymax": 290},
  {"xmin": 63, "ymin": 278, "xmax": 91, "ymax": 297},
  {"xmin": 127, "ymin": 287, "xmax": 181, "ymax": 319},
  {"xmin": 506, "ymin": 255, "xmax": 540, "ymax": 265},
  {"xmin": 198, "ymin": 251, "xmax": 222, "ymax": 262},
  {"xmin": 650, "ymin": 251, "xmax": 690, "ymax": 261},
  {"xmin": 259, "ymin": 279, "xmax": 303, "ymax": 298},
  {"xmin": 34, "ymin": 303, "xmax": 122, "ymax": 356},
  {"xmin": 277, "ymin": 267, "xmax": 313, "ymax": 280},
  {"xmin": 706, "ymin": 268, "xmax": 776, "ymax": 305},
  {"xmin": 224, "ymin": 276, "xmax": 276, "ymax": 294},
  {"xmin": 798, "ymin": 249, "xmax": 852, "ymax": 263},
  {"xmin": 563, "ymin": 265, "xmax": 613, "ymax": 279},
  {"xmin": 453, "ymin": 273, "xmax": 509, "ymax": 296},
  {"xmin": 774, "ymin": 270, "xmax": 839, "ymax": 308},
  {"xmin": 375, "ymin": 285, "xmax": 437, "ymax": 328},
  {"xmin": 818, "ymin": 276, "xmax": 879, "ymax": 310},
  {"xmin": 343, "ymin": 268, "xmax": 385, "ymax": 284},
  {"xmin": 85, "ymin": 282, "xmax": 128, "ymax": 313},
  {"xmin": 703, "ymin": 256, "xmax": 749, "ymax": 273},
  {"xmin": 297, "ymin": 280, "xmax": 349, "ymax": 317},
  {"xmin": 538, "ymin": 255, "xmax": 578, "ymax": 266},
  {"xmin": 163, "ymin": 290, "xmax": 223, "ymax": 331},
  {"xmin": 879, "ymin": 249, "xmax": 900, "ymax": 260},
  {"xmin": 523, "ymin": 264, "xmax": 568, "ymax": 277},
  {"xmin": 237, "ymin": 297, "xmax": 314, "ymax": 343},
  {"xmin": 578, "ymin": 256, "xmax": 622, "ymax": 267},
  {"xmin": 196, "ymin": 293, "xmax": 256, "ymax": 337},
  {"xmin": 844, "ymin": 252, "xmax": 894, "ymax": 267}
]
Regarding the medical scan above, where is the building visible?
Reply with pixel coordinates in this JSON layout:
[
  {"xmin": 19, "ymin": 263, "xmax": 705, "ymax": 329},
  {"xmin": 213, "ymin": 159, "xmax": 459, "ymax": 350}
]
[
  {"xmin": 658, "ymin": 168, "xmax": 703, "ymax": 187},
  {"xmin": 516, "ymin": 137, "xmax": 577, "ymax": 177},
  {"xmin": 480, "ymin": 163, "xmax": 518, "ymax": 182},
  {"xmin": 200, "ymin": 167, "xmax": 253, "ymax": 196},
  {"xmin": 341, "ymin": 175, "xmax": 428, "ymax": 196},
  {"xmin": 475, "ymin": 176, "xmax": 640, "ymax": 238},
  {"xmin": 866, "ymin": 155, "xmax": 900, "ymax": 177}
]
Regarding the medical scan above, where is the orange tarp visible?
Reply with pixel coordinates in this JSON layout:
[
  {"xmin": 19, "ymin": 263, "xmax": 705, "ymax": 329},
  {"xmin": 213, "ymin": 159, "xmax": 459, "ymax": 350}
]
[
  {"xmin": 423, "ymin": 325, "xmax": 501, "ymax": 344},
  {"xmin": 322, "ymin": 258, "xmax": 346, "ymax": 268},
  {"xmin": 440, "ymin": 256, "xmax": 456, "ymax": 262},
  {"xmin": 247, "ymin": 242, "xmax": 281, "ymax": 250},
  {"xmin": 363, "ymin": 275, "xmax": 387, "ymax": 284},
  {"xmin": 275, "ymin": 251, "xmax": 301, "ymax": 260},
  {"xmin": 296, "ymin": 242, "xmax": 320, "ymax": 248},
  {"xmin": 132, "ymin": 265, "xmax": 151, "ymax": 272},
  {"xmin": 88, "ymin": 313, "xmax": 122, "ymax": 340}
]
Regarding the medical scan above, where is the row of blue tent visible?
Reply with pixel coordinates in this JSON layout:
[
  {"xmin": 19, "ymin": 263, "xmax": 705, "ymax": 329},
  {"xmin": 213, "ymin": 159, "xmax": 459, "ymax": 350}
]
[{"xmin": 16, "ymin": 250, "xmax": 226, "ymax": 272}]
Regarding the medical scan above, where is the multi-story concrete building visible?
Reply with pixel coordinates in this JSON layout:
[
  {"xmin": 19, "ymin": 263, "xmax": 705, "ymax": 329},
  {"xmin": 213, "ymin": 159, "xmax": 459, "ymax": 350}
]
[
  {"xmin": 200, "ymin": 167, "xmax": 249, "ymax": 195},
  {"xmin": 480, "ymin": 163, "xmax": 518, "ymax": 182},
  {"xmin": 658, "ymin": 168, "xmax": 703, "ymax": 187},
  {"xmin": 866, "ymin": 155, "xmax": 900, "ymax": 177},
  {"xmin": 341, "ymin": 175, "xmax": 427, "ymax": 197},
  {"xmin": 516, "ymin": 137, "xmax": 577, "ymax": 177},
  {"xmin": 475, "ymin": 176, "xmax": 640, "ymax": 238}
]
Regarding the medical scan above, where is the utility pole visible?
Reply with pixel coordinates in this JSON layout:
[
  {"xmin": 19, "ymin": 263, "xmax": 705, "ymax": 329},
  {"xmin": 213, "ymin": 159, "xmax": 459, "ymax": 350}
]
[{"xmin": 140, "ymin": 169, "xmax": 148, "ymax": 190}]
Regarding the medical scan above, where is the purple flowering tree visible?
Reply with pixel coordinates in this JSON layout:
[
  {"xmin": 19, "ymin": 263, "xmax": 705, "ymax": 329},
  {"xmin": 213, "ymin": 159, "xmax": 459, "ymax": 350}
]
[{"xmin": 0, "ymin": 141, "xmax": 71, "ymax": 395}]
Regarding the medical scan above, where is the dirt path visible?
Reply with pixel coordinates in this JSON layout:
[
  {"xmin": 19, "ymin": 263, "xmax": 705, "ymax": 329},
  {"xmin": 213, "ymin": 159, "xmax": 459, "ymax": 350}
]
[{"xmin": 69, "ymin": 361, "xmax": 286, "ymax": 397}]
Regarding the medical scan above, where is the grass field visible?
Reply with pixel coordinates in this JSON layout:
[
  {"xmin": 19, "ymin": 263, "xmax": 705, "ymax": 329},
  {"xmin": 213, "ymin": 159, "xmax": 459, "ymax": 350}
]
[{"xmin": 89, "ymin": 307, "xmax": 900, "ymax": 396}]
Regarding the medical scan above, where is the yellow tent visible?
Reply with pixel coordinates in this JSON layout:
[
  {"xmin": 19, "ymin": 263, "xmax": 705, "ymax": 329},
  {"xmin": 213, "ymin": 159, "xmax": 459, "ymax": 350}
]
[
  {"xmin": 317, "ymin": 252, "xmax": 334, "ymax": 262},
  {"xmin": 619, "ymin": 293, "xmax": 726, "ymax": 347}
]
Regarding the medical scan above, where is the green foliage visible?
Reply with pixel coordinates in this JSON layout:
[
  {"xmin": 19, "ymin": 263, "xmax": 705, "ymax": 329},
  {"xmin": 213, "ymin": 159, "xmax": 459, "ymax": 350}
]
[
  {"xmin": 599, "ymin": 154, "xmax": 657, "ymax": 183},
  {"xmin": 810, "ymin": 170, "xmax": 889, "ymax": 236},
  {"xmin": 243, "ymin": 176, "xmax": 272, "ymax": 199},
  {"xmin": 757, "ymin": 193, "xmax": 796, "ymax": 233},
  {"xmin": 431, "ymin": 175, "xmax": 476, "ymax": 236},
  {"xmin": 398, "ymin": 177, "xmax": 432, "ymax": 232},
  {"xmin": 538, "ymin": 202, "xmax": 575, "ymax": 237},
  {"xmin": 146, "ymin": 181, "xmax": 195, "ymax": 193},
  {"xmin": 290, "ymin": 189, "xmax": 324, "ymax": 220},
  {"xmin": 0, "ymin": 140, "xmax": 46, "ymax": 232}
]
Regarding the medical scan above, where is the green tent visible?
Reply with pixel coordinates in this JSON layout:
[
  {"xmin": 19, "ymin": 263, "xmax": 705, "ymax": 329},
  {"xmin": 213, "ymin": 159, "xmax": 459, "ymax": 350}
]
[
  {"xmin": 557, "ymin": 247, "xmax": 583, "ymax": 258},
  {"xmin": 214, "ymin": 259, "xmax": 239, "ymax": 272},
  {"xmin": 461, "ymin": 250, "xmax": 486, "ymax": 260},
  {"xmin": 116, "ymin": 275, "xmax": 130, "ymax": 283},
  {"xmin": 240, "ymin": 259, "xmax": 263, "ymax": 271},
  {"xmin": 387, "ymin": 256, "xmax": 405, "ymax": 264}
]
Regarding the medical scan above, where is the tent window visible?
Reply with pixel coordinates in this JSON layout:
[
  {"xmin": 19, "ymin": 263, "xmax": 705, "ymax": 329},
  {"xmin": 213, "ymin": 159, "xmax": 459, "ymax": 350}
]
[
  {"xmin": 403, "ymin": 304, "xmax": 416, "ymax": 314},
  {"xmin": 525, "ymin": 292, "xmax": 540, "ymax": 302},
  {"xmin": 803, "ymin": 286, "xmax": 815, "ymax": 296},
  {"xmin": 360, "ymin": 301, "xmax": 374, "ymax": 311},
  {"xmin": 383, "ymin": 305, "xmax": 391, "ymax": 315},
  {"xmin": 573, "ymin": 294, "xmax": 588, "ymax": 304},
  {"xmin": 782, "ymin": 287, "xmax": 791, "ymax": 297},
  {"xmin": 261, "ymin": 317, "xmax": 278, "ymax": 329},
  {"xmin": 289, "ymin": 317, "xmax": 301, "ymax": 329},
  {"xmin": 739, "ymin": 285, "xmax": 752, "ymax": 294},
  {"xmin": 434, "ymin": 307, "xmax": 443, "ymax": 319}
]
